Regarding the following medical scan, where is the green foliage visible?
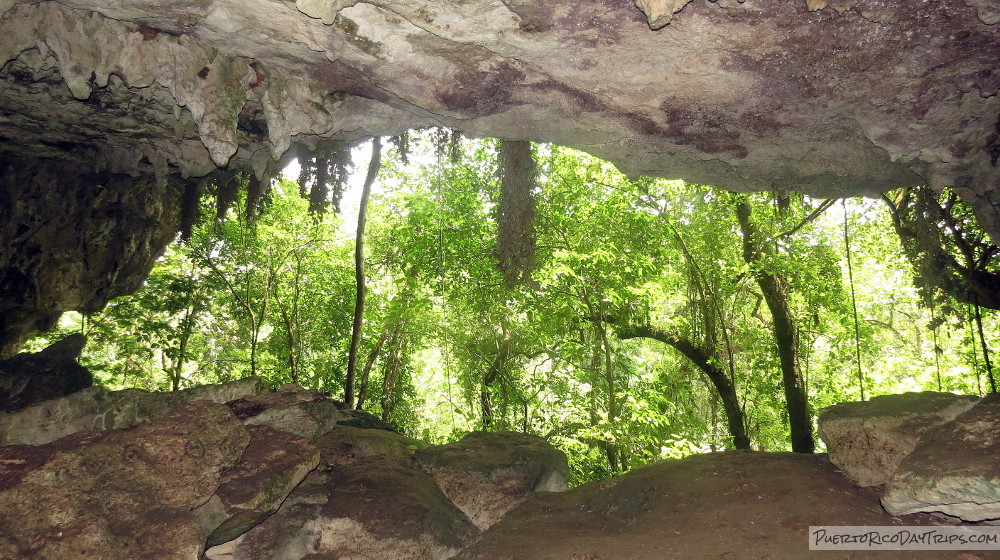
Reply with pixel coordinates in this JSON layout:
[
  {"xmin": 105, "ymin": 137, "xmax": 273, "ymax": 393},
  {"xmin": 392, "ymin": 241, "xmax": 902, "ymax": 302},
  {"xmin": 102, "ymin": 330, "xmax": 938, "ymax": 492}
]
[{"xmin": 29, "ymin": 131, "xmax": 1000, "ymax": 485}]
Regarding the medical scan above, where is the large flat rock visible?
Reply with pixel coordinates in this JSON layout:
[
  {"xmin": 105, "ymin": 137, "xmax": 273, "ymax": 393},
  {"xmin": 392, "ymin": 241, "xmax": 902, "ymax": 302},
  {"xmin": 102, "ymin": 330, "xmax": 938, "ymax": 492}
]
[
  {"xmin": 883, "ymin": 394, "xmax": 1000, "ymax": 523},
  {"xmin": 818, "ymin": 392, "xmax": 980, "ymax": 487},
  {"xmin": 0, "ymin": 401, "xmax": 250, "ymax": 560},
  {"xmin": 454, "ymin": 451, "xmax": 993, "ymax": 560}
]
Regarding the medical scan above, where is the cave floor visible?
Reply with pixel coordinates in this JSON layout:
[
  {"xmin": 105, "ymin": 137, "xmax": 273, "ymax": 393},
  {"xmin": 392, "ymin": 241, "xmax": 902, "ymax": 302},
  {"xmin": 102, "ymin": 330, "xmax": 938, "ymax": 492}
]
[{"xmin": 455, "ymin": 450, "xmax": 999, "ymax": 560}]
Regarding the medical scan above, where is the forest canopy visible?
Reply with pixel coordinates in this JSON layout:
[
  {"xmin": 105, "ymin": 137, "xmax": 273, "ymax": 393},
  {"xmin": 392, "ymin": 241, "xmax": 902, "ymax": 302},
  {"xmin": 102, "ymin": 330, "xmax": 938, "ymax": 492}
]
[{"xmin": 30, "ymin": 130, "xmax": 999, "ymax": 485}]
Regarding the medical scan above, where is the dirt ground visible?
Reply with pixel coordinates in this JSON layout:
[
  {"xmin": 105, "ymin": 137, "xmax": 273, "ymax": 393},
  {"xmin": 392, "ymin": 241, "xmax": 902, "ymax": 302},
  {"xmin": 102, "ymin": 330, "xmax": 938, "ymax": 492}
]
[{"xmin": 454, "ymin": 451, "xmax": 1000, "ymax": 560}]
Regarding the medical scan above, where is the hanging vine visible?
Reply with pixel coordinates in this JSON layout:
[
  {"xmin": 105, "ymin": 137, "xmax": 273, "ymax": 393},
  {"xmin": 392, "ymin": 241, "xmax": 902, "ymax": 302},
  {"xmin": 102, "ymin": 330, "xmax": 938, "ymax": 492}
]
[
  {"xmin": 882, "ymin": 185, "xmax": 1000, "ymax": 309},
  {"xmin": 495, "ymin": 139, "xmax": 537, "ymax": 287},
  {"xmin": 297, "ymin": 140, "xmax": 352, "ymax": 215}
]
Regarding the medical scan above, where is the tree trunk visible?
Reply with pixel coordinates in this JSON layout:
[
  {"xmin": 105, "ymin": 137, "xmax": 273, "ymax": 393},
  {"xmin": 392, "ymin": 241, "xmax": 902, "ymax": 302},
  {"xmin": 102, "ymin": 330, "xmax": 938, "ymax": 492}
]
[
  {"xmin": 734, "ymin": 198, "xmax": 814, "ymax": 453},
  {"xmin": 481, "ymin": 321, "xmax": 512, "ymax": 429},
  {"xmin": 356, "ymin": 324, "xmax": 389, "ymax": 410},
  {"xmin": 615, "ymin": 323, "xmax": 752, "ymax": 450},
  {"xmin": 345, "ymin": 138, "xmax": 382, "ymax": 407}
]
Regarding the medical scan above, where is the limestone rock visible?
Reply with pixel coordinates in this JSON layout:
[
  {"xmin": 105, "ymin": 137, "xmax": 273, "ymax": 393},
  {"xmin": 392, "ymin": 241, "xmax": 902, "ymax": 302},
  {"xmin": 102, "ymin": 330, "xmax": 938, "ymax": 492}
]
[
  {"xmin": 0, "ymin": 376, "xmax": 267, "ymax": 446},
  {"xmin": 417, "ymin": 431, "xmax": 569, "ymax": 530},
  {"xmin": 205, "ymin": 425, "xmax": 320, "ymax": 547},
  {"xmin": 2, "ymin": 0, "xmax": 1000, "ymax": 356},
  {"xmin": 882, "ymin": 394, "xmax": 1000, "ymax": 523},
  {"xmin": 0, "ymin": 401, "xmax": 250, "ymax": 559},
  {"xmin": 634, "ymin": 0, "xmax": 695, "ymax": 29},
  {"xmin": 0, "ymin": 160, "xmax": 180, "ymax": 358},
  {"xmin": 335, "ymin": 405, "xmax": 400, "ymax": 432},
  {"xmin": 228, "ymin": 383, "xmax": 338, "ymax": 441},
  {"xmin": 316, "ymin": 425, "xmax": 425, "ymax": 467},
  {"xmin": 818, "ymin": 392, "xmax": 979, "ymax": 486},
  {"xmin": 206, "ymin": 428, "xmax": 477, "ymax": 560},
  {"xmin": 0, "ymin": 333, "xmax": 91, "ymax": 412}
]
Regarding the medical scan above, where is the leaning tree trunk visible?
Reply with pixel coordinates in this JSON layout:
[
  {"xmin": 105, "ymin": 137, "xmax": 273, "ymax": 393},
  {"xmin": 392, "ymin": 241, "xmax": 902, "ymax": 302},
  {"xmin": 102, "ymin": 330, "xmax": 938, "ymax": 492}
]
[
  {"xmin": 481, "ymin": 321, "xmax": 512, "ymax": 429},
  {"xmin": 614, "ymin": 323, "xmax": 751, "ymax": 450},
  {"xmin": 734, "ymin": 198, "xmax": 814, "ymax": 453},
  {"xmin": 344, "ymin": 138, "xmax": 382, "ymax": 408}
]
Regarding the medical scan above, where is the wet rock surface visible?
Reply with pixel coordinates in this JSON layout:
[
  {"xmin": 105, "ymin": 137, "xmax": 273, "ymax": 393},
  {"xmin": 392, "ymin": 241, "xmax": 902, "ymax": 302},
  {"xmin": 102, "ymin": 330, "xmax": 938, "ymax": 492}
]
[{"xmin": 818, "ymin": 391, "xmax": 980, "ymax": 487}]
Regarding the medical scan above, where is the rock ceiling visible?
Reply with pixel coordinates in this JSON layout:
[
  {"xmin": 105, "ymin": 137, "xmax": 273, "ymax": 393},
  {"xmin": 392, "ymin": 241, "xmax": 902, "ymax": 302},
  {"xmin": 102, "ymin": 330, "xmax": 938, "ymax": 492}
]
[{"xmin": 0, "ymin": 0, "xmax": 998, "ymax": 356}]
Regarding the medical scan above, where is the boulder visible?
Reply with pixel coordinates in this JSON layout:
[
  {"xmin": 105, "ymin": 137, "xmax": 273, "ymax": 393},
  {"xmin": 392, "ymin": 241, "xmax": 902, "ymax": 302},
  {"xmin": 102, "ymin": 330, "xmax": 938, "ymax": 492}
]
[
  {"xmin": 817, "ymin": 392, "xmax": 979, "ymax": 486},
  {"xmin": 0, "ymin": 333, "xmax": 91, "ymax": 412},
  {"xmin": 335, "ymin": 406, "xmax": 400, "ymax": 432},
  {"xmin": 228, "ymin": 384, "xmax": 338, "ymax": 441},
  {"xmin": 0, "ymin": 401, "xmax": 250, "ymax": 559},
  {"xmin": 205, "ymin": 425, "xmax": 320, "ymax": 547},
  {"xmin": 882, "ymin": 394, "xmax": 1000, "ymax": 523},
  {"xmin": 206, "ymin": 428, "xmax": 477, "ymax": 560},
  {"xmin": 316, "ymin": 426, "xmax": 425, "ymax": 467},
  {"xmin": 417, "ymin": 431, "xmax": 569, "ymax": 530},
  {"xmin": 0, "ymin": 376, "xmax": 268, "ymax": 446}
]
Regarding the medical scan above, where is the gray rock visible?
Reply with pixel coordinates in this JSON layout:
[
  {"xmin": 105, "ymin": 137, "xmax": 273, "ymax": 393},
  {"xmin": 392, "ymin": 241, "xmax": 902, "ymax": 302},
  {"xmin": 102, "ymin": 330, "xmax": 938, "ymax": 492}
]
[
  {"xmin": 0, "ymin": 333, "xmax": 91, "ymax": 412},
  {"xmin": 417, "ymin": 431, "xmax": 569, "ymax": 530},
  {"xmin": 0, "ymin": 376, "xmax": 268, "ymax": 446},
  {"xmin": 882, "ymin": 394, "xmax": 1000, "ymax": 523},
  {"xmin": 818, "ymin": 392, "xmax": 979, "ymax": 486},
  {"xmin": 228, "ymin": 383, "xmax": 338, "ymax": 441}
]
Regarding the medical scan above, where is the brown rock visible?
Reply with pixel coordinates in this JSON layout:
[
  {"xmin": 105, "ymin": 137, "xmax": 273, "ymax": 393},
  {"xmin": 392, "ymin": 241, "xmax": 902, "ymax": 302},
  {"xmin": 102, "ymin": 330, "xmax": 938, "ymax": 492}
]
[
  {"xmin": 417, "ymin": 431, "xmax": 569, "ymax": 530},
  {"xmin": 818, "ymin": 392, "xmax": 980, "ymax": 486},
  {"xmin": 0, "ymin": 401, "xmax": 250, "ymax": 559},
  {"xmin": 453, "ymin": 451, "xmax": 971, "ymax": 560},
  {"xmin": 205, "ymin": 425, "xmax": 320, "ymax": 547},
  {"xmin": 228, "ymin": 383, "xmax": 338, "ymax": 441},
  {"xmin": 882, "ymin": 394, "xmax": 1000, "ymax": 523},
  {"xmin": 206, "ymin": 429, "xmax": 476, "ymax": 560}
]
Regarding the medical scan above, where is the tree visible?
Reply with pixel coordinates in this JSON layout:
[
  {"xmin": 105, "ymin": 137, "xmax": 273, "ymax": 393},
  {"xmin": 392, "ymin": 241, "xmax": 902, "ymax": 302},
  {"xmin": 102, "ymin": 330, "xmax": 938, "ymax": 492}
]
[
  {"xmin": 734, "ymin": 196, "xmax": 814, "ymax": 453},
  {"xmin": 345, "ymin": 138, "xmax": 383, "ymax": 407}
]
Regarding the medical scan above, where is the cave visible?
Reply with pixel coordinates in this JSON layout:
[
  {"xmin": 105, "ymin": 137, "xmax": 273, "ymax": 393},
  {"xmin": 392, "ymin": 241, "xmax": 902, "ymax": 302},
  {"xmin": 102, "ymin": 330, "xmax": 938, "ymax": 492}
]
[
  {"xmin": 1, "ymin": 0, "xmax": 1000, "ymax": 558},
  {"xmin": 1, "ymin": 0, "xmax": 999, "ymax": 359}
]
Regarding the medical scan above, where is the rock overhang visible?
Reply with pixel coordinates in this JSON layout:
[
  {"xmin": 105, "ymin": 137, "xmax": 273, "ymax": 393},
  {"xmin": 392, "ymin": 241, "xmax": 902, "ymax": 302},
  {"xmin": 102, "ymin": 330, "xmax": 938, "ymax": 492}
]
[
  {"xmin": 0, "ymin": 0, "xmax": 996, "ymax": 193},
  {"xmin": 0, "ymin": 0, "xmax": 999, "ymax": 355}
]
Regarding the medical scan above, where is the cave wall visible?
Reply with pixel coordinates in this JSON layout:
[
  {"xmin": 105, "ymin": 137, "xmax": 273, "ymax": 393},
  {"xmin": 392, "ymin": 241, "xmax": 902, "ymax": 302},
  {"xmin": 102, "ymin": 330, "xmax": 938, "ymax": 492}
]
[
  {"xmin": 0, "ymin": 159, "xmax": 178, "ymax": 357},
  {"xmin": 0, "ymin": 0, "xmax": 998, "ymax": 356}
]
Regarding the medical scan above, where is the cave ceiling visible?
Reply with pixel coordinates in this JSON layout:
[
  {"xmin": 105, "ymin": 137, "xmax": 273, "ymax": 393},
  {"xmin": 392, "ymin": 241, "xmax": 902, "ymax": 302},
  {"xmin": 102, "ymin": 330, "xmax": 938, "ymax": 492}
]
[{"xmin": 0, "ymin": 0, "xmax": 999, "ymax": 356}]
